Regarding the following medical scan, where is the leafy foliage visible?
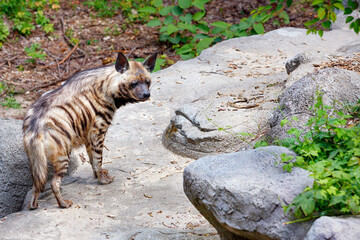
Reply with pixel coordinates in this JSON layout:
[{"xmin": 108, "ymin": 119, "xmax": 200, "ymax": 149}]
[
  {"xmin": 0, "ymin": 82, "xmax": 21, "ymax": 109},
  {"xmin": 83, "ymin": 0, "xmax": 152, "ymax": 21},
  {"xmin": 146, "ymin": 0, "xmax": 295, "ymax": 59},
  {"xmin": 25, "ymin": 42, "xmax": 47, "ymax": 63},
  {"xmin": 0, "ymin": 0, "xmax": 57, "ymax": 41},
  {"xmin": 146, "ymin": 0, "xmax": 216, "ymax": 60},
  {"xmin": 272, "ymin": 92, "xmax": 360, "ymax": 221}
]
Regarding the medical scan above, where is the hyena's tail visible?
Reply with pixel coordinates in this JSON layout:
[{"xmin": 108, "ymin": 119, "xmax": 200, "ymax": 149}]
[{"xmin": 24, "ymin": 134, "xmax": 48, "ymax": 209}]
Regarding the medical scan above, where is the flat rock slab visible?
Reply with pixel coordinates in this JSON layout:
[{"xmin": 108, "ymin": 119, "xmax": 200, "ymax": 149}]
[
  {"xmin": 184, "ymin": 146, "xmax": 313, "ymax": 240},
  {"xmin": 1, "ymin": 27, "xmax": 360, "ymax": 239}
]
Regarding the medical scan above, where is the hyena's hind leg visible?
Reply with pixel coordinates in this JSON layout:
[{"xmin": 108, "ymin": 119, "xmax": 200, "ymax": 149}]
[
  {"xmin": 86, "ymin": 129, "xmax": 114, "ymax": 185},
  {"xmin": 51, "ymin": 155, "xmax": 73, "ymax": 208},
  {"xmin": 29, "ymin": 186, "xmax": 41, "ymax": 210},
  {"xmin": 25, "ymin": 138, "xmax": 48, "ymax": 210}
]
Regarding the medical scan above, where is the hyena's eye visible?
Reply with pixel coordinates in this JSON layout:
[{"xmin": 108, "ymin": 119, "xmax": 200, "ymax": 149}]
[
  {"xmin": 145, "ymin": 79, "xmax": 151, "ymax": 86},
  {"xmin": 130, "ymin": 81, "xmax": 138, "ymax": 88}
]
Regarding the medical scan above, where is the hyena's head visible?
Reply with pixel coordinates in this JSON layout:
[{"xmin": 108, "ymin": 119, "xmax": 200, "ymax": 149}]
[{"xmin": 113, "ymin": 52, "xmax": 157, "ymax": 102}]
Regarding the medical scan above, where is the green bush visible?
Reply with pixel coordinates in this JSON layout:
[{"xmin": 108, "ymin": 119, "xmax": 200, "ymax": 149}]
[
  {"xmin": 0, "ymin": 0, "xmax": 57, "ymax": 41},
  {"xmin": 271, "ymin": 92, "xmax": 360, "ymax": 222}
]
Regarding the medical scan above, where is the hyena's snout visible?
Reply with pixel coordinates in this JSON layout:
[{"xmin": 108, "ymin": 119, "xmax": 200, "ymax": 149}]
[{"xmin": 135, "ymin": 83, "xmax": 151, "ymax": 101}]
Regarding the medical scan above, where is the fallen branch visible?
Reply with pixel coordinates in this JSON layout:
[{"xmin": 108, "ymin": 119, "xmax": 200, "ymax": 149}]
[
  {"xmin": 39, "ymin": 42, "xmax": 79, "ymax": 69},
  {"xmin": 227, "ymin": 102, "xmax": 260, "ymax": 109},
  {"xmin": 60, "ymin": 17, "xmax": 85, "ymax": 55}
]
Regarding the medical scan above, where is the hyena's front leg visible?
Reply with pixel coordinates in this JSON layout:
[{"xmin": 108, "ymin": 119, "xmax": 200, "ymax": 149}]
[
  {"xmin": 86, "ymin": 128, "xmax": 114, "ymax": 185},
  {"xmin": 51, "ymin": 155, "xmax": 73, "ymax": 208}
]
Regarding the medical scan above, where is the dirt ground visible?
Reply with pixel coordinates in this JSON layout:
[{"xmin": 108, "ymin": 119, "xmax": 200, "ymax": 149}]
[{"xmin": 0, "ymin": 0, "xmax": 314, "ymax": 119}]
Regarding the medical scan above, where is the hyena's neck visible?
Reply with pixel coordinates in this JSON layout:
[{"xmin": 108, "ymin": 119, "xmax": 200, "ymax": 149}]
[{"xmin": 113, "ymin": 97, "xmax": 136, "ymax": 109}]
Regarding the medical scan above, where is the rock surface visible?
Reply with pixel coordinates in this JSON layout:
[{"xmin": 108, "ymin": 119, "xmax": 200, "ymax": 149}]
[
  {"xmin": 1, "ymin": 27, "xmax": 360, "ymax": 239},
  {"xmin": 184, "ymin": 146, "xmax": 314, "ymax": 240},
  {"xmin": 163, "ymin": 28, "xmax": 360, "ymax": 159},
  {"xmin": 305, "ymin": 216, "xmax": 360, "ymax": 240},
  {"xmin": 0, "ymin": 119, "xmax": 31, "ymax": 218}
]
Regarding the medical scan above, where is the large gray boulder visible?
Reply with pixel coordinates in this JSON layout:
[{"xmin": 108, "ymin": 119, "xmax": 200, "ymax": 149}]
[
  {"xmin": 183, "ymin": 146, "xmax": 314, "ymax": 240},
  {"xmin": 305, "ymin": 215, "xmax": 360, "ymax": 240},
  {"xmin": 0, "ymin": 119, "xmax": 32, "ymax": 218},
  {"xmin": 162, "ymin": 73, "xmax": 286, "ymax": 159},
  {"xmin": 267, "ymin": 68, "xmax": 360, "ymax": 142}
]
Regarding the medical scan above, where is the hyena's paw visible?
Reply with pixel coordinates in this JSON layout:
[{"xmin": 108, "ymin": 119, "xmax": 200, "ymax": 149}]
[
  {"xmin": 98, "ymin": 169, "xmax": 114, "ymax": 185},
  {"xmin": 28, "ymin": 202, "xmax": 38, "ymax": 210},
  {"xmin": 59, "ymin": 199, "xmax": 73, "ymax": 209}
]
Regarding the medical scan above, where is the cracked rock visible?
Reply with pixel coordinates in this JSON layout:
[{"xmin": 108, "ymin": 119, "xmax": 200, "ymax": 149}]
[{"xmin": 285, "ymin": 52, "xmax": 311, "ymax": 74}]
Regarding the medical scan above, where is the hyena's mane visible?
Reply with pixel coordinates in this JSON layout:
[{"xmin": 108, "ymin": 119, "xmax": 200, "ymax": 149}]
[{"xmin": 24, "ymin": 64, "xmax": 117, "ymax": 134}]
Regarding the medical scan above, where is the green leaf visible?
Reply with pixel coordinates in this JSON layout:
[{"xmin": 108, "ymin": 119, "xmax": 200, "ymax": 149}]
[
  {"xmin": 330, "ymin": 11, "xmax": 337, "ymax": 22},
  {"xmin": 327, "ymin": 186, "xmax": 338, "ymax": 195},
  {"xmin": 312, "ymin": 0, "xmax": 324, "ymax": 6},
  {"xmin": 281, "ymin": 118, "xmax": 289, "ymax": 127},
  {"xmin": 344, "ymin": 7, "xmax": 353, "ymax": 15},
  {"xmin": 304, "ymin": 18, "xmax": 319, "ymax": 27},
  {"xmin": 211, "ymin": 27, "xmax": 225, "ymax": 34},
  {"xmin": 295, "ymin": 192, "xmax": 315, "ymax": 216},
  {"xmin": 321, "ymin": 20, "xmax": 332, "ymax": 29},
  {"xmin": 180, "ymin": 52, "xmax": 196, "ymax": 60},
  {"xmin": 138, "ymin": 6, "xmax": 156, "ymax": 13},
  {"xmin": 153, "ymin": 57, "xmax": 165, "ymax": 72},
  {"xmin": 194, "ymin": 33, "xmax": 209, "ymax": 39},
  {"xmin": 147, "ymin": 19, "xmax": 161, "ymax": 27},
  {"xmin": 159, "ymin": 6, "xmax": 173, "ymax": 16},
  {"xmin": 234, "ymin": 21, "xmax": 252, "ymax": 31},
  {"xmin": 333, "ymin": 2, "xmax": 344, "ymax": 11},
  {"xmin": 279, "ymin": 11, "xmax": 290, "ymax": 24},
  {"xmin": 178, "ymin": 0, "xmax": 191, "ymax": 9},
  {"xmin": 211, "ymin": 21, "xmax": 229, "ymax": 29},
  {"xmin": 348, "ymin": 156, "xmax": 359, "ymax": 166},
  {"xmin": 286, "ymin": 0, "xmax": 293, "ymax": 7},
  {"xmin": 196, "ymin": 23, "xmax": 210, "ymax": 33},
  {"xmin": 192, "ymin": 0, "xmax": 210, "ymax": 10},
  {"xmin": 318, "ymin": 29, "xmax": 323, "ymax": 37},
  {"xmin": 179, "ymin": 13, "xmax": 193, "ymax": 24},
  {"xmin": 346, "ymin": 16, "xmax": 355, "ymax": 23},
  {"xmin": 154, "ymin": 0, "xmax": 163, "ymax": 8},
  {"xmin": 253, "ymin": 23, "xmax": 264, "ymax": 34},
  {"xmin": 176, "ymin": 43, "xmax": 193, "ymax": 54},
  {"xmin": 193, "ymin": 11, "xmax": 206, "ymax": 21},
  {"xmin": 178, "ymin": 22, "xmax": 197, "ymax": 33},
  {"xmin": 171, "ymin": 6, "xmax": 183, "ymax": 16},
  {"xmin": 164, "ymin": 15, "xmax": 174, "ymax": 25},
  {"xmin": 166, "ymin": 23, "xmax": 178, "ymax": 35},
  {"xmin": 168, "ymin": 34, "xmax": 181, "ymax": 44},
  {"xmin": 196, "ymin": 37, "xmax": 215, "ymax": 53},
  {"xmin": 317, "ymin": 7, "xmax": 326, "ymax": 20},
  {"xmin": 348, "ymin": 0, "xmax": 359, "ymax": 10},
  {"xmin": 329, "ymin": 194, "xmax": 345, "ymax": 206}
]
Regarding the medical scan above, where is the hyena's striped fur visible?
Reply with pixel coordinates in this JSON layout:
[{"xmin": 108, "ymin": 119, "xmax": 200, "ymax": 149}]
[{"xmin": 23, "ymin": 52, "xmax": 157, "ymax": 209}]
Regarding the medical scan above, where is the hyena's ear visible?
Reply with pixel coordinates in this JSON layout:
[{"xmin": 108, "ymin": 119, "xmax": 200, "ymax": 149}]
[
  {"xmin": 115, "ymin": 52, "xmax": 130, "ymax": 74},
  {"xmin": 142, "ymin": 53, "xmax": 158, "ymax": 73}
]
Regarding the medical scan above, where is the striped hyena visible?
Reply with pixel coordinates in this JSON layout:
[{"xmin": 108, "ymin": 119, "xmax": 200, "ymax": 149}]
[{"xmin": 23, "ymin": 52, "xmax": 157, "ymax": 209}]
